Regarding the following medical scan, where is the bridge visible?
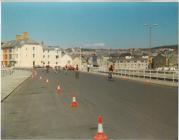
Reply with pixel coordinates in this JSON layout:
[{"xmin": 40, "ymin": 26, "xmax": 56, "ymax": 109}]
[{"xmin": 1, "ymin": 68, "xmax": 178, "ymax": 139}]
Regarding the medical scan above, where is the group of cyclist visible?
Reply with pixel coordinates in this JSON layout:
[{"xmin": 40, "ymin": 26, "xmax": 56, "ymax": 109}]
[{"xmin": 43, "ymin": 63, "xmax": 114, "ymax": 80}]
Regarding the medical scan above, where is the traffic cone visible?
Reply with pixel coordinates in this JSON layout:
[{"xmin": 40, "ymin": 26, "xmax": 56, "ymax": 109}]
[
  {"xmin": 93, "ymin": 116, "xmax": 108, "ymax": 140},
  {"xmin": 56, "ymin": 85, "xmax": 62, "ymax": 94},
  {"xmin": 71, "ymin": 97, "xmax": 78, "ymax": 108},
  {"xmin": 145, "ymin": 79, "xmax": 151, "ymax": 84}
]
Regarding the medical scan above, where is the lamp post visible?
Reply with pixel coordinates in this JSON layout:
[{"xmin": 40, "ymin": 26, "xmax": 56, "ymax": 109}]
[
  {"xmin": 144, "ymin": 24, "xmax": 158, "ymax": 69},
  {"xmin": 80, "ymin": 46, "xmax": 82, "ymax": 71}
]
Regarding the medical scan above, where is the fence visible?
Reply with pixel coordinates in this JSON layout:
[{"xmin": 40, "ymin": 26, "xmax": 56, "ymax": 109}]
[
  {"xmin": 89, "ymin": 67, "xmax": 178, "ymax": 83},
  {"xmin": 1, "ymin": 67, "xmax": 14, "ymax": 77},
  {"xmin": 1, "ymin": 67, "xmax": 32, "ymax": 77}
]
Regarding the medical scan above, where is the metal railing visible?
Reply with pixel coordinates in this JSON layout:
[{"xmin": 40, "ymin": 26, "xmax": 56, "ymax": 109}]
[
  {"xmin": 1, "ymin": 67, "xmax": 14, "ymax": 77},
  {"xmin": 1, "ymin": 67, "xmax": 32, "ymax": 77},
  {"xmin": 88, "ymin": 67, "xmax": 178, "ymax": 83}
]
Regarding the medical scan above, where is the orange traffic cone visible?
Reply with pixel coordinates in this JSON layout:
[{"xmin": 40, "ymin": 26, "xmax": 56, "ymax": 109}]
[
  {"xmin": 144, "ymin": 79, "xmax": 151, "ymax": 84},
  {"xmin": 94, "ymin": 116, "xmax": 108, "ymax": 140},
  {"xmin": 56, "ymin": 85, "xmax": 62, "ymax": 94},
  {"xmin": 71, "ymin": 97, "xmax": 78, "ymax": 108}
]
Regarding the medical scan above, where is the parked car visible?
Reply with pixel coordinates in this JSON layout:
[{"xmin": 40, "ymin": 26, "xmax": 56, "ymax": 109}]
[{"xmin": 67, "ymin": 65, "xmax": 75, "ymax": 71}]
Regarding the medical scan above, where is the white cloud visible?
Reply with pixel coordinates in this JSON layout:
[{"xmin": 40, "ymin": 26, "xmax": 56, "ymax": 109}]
[{"xmin": 82, "ymin": 42, "xmax": 105, "ymax": 48}]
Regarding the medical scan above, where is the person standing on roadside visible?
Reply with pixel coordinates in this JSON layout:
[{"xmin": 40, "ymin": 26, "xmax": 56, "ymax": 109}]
[
  {"xmin": 75, "ymin": 64, "xmax": 79, "ymax": 79},
  {"xmin": 87, "ymin": 64, "xmax": 90, "ymax": 72},
  {"xmin": 46, "ymin": 65, "xmax": 49, "ymax": 73},
  {"xmin": 64, "ymin": 65, "xmax": 68, "ymax": 75}
]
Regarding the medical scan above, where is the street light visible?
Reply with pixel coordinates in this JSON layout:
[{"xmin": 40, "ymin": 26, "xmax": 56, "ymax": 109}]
[
  {"xmin": 80, "ymin": 46, "xmax": 82, "ymax": 71},
  {"xmin": 144, "ymin": 23, "xmax": 159, "ymax": 69}
]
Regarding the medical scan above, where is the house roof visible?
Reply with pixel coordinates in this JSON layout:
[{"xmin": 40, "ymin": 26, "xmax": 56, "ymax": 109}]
[
  {"xmin": 1, "ymin": 39, "xmax": 40, "ymax": 49},
  {"xmin": 116, "ymin": 56, "xmax": 148, "ymax": 62}
]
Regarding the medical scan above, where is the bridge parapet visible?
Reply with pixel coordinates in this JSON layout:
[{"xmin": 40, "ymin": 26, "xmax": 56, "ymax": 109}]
[{"xmin": 88, "ymin": 67, "xmax": 178, "ymax": 83}]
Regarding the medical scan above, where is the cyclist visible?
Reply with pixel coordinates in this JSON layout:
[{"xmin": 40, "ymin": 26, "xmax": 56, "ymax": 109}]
[{"xmin": 108, "ymin": 64, "xmax": 114, "ymax": 80}]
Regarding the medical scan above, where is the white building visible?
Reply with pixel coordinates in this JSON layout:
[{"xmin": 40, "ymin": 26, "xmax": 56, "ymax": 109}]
[
  {"xmin": 1, "ymin": 32, "xmax": 67, "ymax": 68},
  {"xmin": 72, "ymin": 56, "xmax": 81, "ymax": 67},
  {"xmin": 60, "ymin": 54, "xmax": 73, "ymax": 67},
  {"xmin": 2, "ymin": 39, "xmax": 43, "ymax": 68},
  {"xmin": 42, "ymin": 47, "xmax": 62, "ymax": 67},
  {"xmin": 115, "ymin": 57, "xmax": 148, "ymax": 70},
  {"xmin": 16, "ymin": 43, "xmax": 43, "ymax": 68}
]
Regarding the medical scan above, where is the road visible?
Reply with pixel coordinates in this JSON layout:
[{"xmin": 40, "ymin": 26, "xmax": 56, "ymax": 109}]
[{"xmin": 2, "ymin": 69, "xmax": 178, "ymax": 139}]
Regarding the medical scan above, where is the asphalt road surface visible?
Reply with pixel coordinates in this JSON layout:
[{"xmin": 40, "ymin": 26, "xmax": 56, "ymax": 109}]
[{"xmin": 2, "ymin": 69, "xmax": 178, "ymax": 140}]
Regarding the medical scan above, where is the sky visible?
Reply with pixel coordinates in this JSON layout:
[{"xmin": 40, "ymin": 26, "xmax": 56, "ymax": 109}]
[{"xmin": 2, "ymin": 2, "xmax": 178, "ymax": 48}]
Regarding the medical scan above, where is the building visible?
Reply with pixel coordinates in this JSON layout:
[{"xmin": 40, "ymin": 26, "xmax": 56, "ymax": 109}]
[
  {"xmin": 115, "ymin": 56, "xmax": 148, "ymax": 70},
  {"xmin": 1, "ymin": 32, "xmax": 43, "ymax": 68},
  {"xmin": 152, "ymin": 53, "xmax": 168, "ymax": 69},
  {"xmin": 97, "ymin": 56, "xmax": 109, "ymax": 66},
  {"xmin": 60, "ymin": 54, "xmax": 73, "ymax": 67},
  {"xmin": 88, "ymin": 54, "xmax": 98, "ymax": 67},
  {"xmin": 72, "ymin": 55, "xmax": 81, "ymax": 67},
  {"xmin": 42, "ymin": 46, "xmax": 62, "ymax": 67},
  {"xmin": 168, "ymin": 53, "xmax": 178, "ymax": 68},
  {"xmin": 16, "ymin": 40, "xmax": 43, "ymax": 67}
]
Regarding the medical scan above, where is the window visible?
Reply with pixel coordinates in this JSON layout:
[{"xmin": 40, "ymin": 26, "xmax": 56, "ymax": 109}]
[
  {"xmin": 33, "ymin": 61, "xmax": 35, "ymax": 66},
  {"xmin": 43, "ymin": 55, "xmax": 45, "ymax": 58},
  {"xmin": 48, "ymin": 55, "xmax": 49, "ymax": 58},
  {"xmin": 56, "ymin": 55, "xmax": 59, "ymax": 59},
  {"xmin": 48, "ymin": 61, "xmax": 50, "ymax": 64},
  {"xmin": 26, "ymin": 48, "xmax": 27, "ymax": 50},
  {"xmin": 33, "ymin": 54, "xmax": 35, "ymax": 58},
  {"xmin": 33, "ymin": 47, "xmax": 35, "ymax": 50},
  {"xmin": 56, "ymin": 62, "xmax": 58, "ymax": 65}
]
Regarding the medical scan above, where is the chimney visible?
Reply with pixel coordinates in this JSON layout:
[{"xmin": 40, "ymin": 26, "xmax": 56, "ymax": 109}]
[
  {"xmin": 22, "ymin": 32, "xmax": 29, "ymax": 40},
  {"xmin": 16, "ymin": 35, "xmax": 22, "ymax": 41}
]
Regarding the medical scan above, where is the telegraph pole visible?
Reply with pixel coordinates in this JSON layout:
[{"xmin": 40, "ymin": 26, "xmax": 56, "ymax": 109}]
[{"xmin": 144, "ymin": 24, "xmax": 158, "ymax": 69}]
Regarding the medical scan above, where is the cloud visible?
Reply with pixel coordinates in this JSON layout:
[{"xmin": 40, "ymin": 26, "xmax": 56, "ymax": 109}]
[{"xmin": 83, "ymin": 42, "xmax": 105, "ymax": 48}]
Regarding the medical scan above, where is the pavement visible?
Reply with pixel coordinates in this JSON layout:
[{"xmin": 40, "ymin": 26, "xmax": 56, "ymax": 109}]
[
  {"xmin": 1, "ymin": 69, "xmax": 178, "ymax": 139},
  {"xmin": 1, "ymin": 69, "xmax": 31, "ymax": 102}
]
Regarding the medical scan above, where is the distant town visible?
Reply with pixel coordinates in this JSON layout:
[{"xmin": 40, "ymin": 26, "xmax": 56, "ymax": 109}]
[{"xmin": 1, "ymin": 32, "xmax": 178, "ymax": 71}]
